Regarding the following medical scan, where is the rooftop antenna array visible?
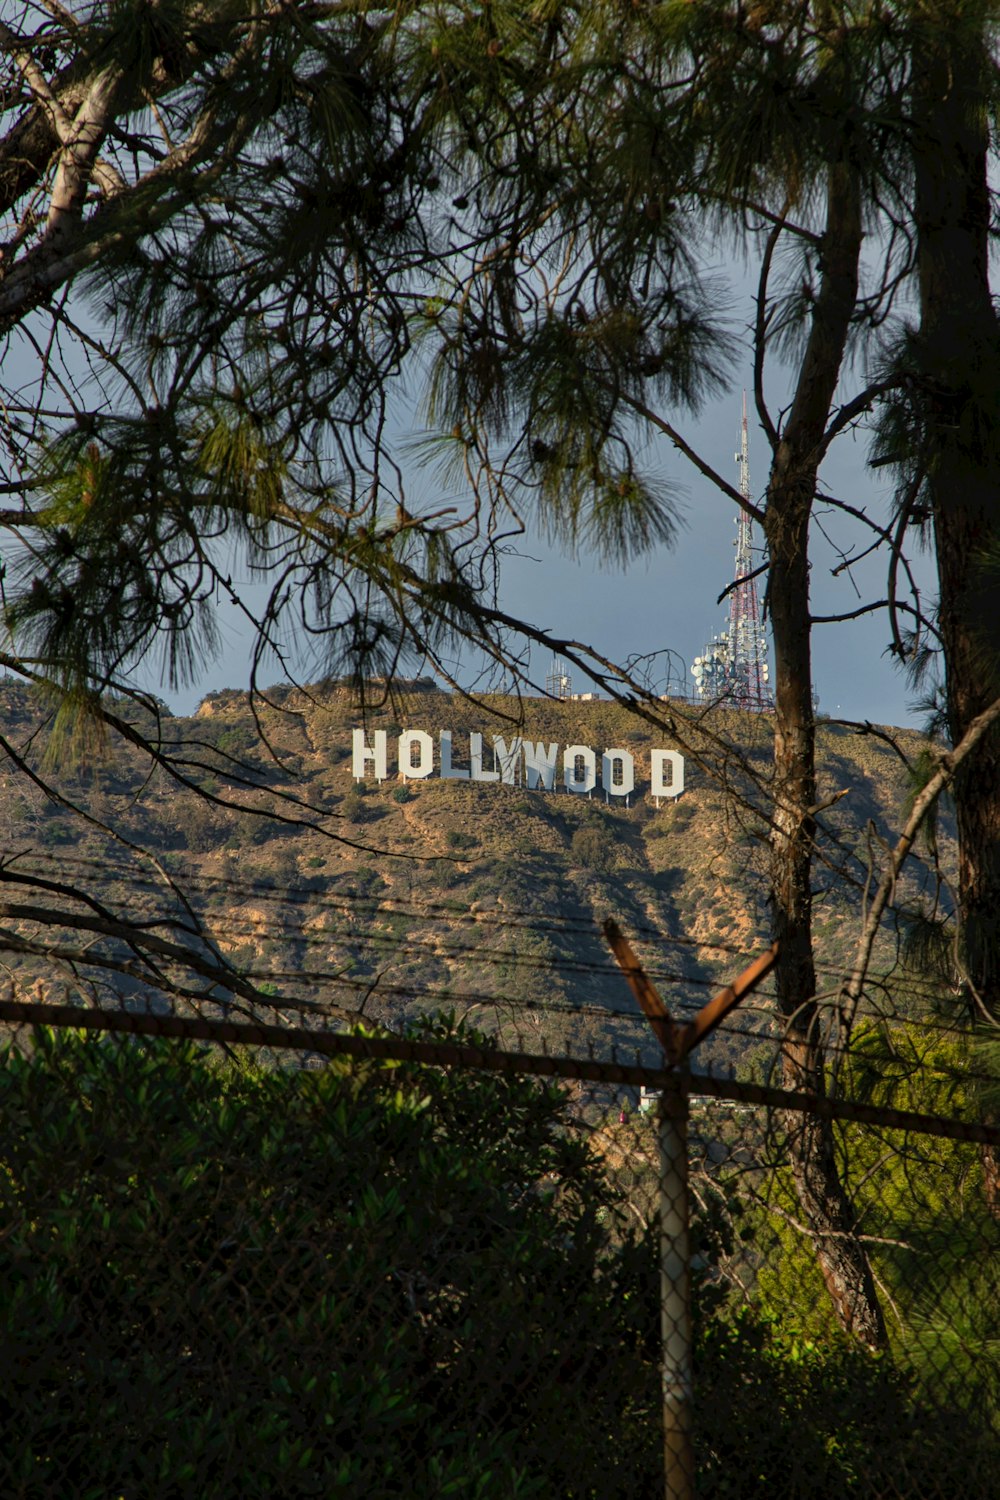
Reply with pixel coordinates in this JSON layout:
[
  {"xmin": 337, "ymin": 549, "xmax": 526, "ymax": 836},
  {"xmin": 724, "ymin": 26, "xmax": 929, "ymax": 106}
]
[
  {"xmin": 546, "ymin": 654, "xmax": 573, "ymax": 700},
  {"xmin": 692, "ymin": 393, "xmax": 772, "ymax": 709}
]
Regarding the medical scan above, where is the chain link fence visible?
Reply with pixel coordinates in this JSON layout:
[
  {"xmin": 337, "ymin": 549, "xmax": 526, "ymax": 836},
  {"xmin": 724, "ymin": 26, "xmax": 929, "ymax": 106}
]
[{"xmin": 0, "ymin": 1002, "xmax": 996, "ymax": 1498}]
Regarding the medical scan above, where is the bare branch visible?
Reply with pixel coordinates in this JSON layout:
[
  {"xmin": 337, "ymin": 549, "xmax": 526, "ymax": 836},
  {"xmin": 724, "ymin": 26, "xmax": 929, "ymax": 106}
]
[{"xmin": 838, "ymin": 693, "xmax": 1000, "ymax": 1037}]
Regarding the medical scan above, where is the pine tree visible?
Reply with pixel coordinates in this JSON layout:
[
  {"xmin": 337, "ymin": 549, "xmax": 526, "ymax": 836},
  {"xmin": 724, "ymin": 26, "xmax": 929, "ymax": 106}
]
[
  {"xmin": 417, "ymin": 0, "xmax": 894, "ymax": 1346},
  {"xmin": 6, "ymin": 1, "xmax": 1000, "ymax": 1353},
  {"xmin": 0, "ymin": 0, "xmax": 892, "ymax": 1340}
]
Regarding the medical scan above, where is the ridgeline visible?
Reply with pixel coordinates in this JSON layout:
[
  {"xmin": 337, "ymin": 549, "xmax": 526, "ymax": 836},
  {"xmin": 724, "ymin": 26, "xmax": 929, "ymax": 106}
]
[{"xmin": 0, "ymin": 680, "xmax": 941, "ymax": 1070}]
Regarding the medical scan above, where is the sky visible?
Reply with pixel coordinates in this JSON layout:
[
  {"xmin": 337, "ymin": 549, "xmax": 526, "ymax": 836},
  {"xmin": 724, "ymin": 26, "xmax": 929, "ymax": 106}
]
[
  {"xmin": 165, "ymin": 380, "xmax": 933, "ymax": 731},
  {"xmin": 148, "ymin": 231, "xmax": 936, "ymax": 731},
  {"xmin": 485, "ymin": 394, "xmax": 932, "ymax": 730},
  {"xmin": 1, "ymin": 246, "xmax": 936, "ymax": 733}
]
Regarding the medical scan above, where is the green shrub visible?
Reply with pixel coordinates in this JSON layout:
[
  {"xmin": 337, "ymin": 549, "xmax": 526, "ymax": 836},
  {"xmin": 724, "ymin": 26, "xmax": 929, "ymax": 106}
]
[
  {"xmin": 38, "ymin": 819, "xmax": 72, "ymax": 845},
  {"xmin": 694, "ymin": 1310, "xmax": 993, "ymax": 1499},
  {"xmin": 228, "ymin": 814, "xmax": 286, "ymax": 847},
  {"xmin": 0, "ymin": 1027, "xmax": 656, "ymax": 1498},
  {"xmin": 571, "ymin": 825, "xmax": 615, "ymax": 872},
  {"xmin": 0, "ymin": 1030, "xmax": 991, "ymax": 1500},
  {"xmin": 339, "ymin": 787, "xmax": 380, "ymax": 824},
  {"xmin": 215, "ymin": 726, "xmax": 256, "ymax": 758},
  {"xmin": 347, "ymin": 863, "xmax": 386, "ymax": 895}
]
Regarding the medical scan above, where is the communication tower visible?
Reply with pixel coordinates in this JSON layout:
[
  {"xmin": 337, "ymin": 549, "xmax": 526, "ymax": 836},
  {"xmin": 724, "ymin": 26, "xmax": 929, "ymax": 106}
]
[
  {"xmin": 691, "ymin": 393, "xmax": 772, "ymax": 709},
  {"xmin": 546, "ymin": 654, "xmax": 572, "ymax": 700}
]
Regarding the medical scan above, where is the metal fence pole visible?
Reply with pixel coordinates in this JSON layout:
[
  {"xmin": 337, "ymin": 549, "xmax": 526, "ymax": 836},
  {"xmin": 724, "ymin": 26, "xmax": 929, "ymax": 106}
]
[{"xmin": 659, "ymin": 1074, "xmax": 694, "ymax": 1500}]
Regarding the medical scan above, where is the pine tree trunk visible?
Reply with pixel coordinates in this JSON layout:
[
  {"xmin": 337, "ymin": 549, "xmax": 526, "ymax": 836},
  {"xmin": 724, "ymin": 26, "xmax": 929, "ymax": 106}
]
[
  {"xmin": 911, "ymin": 15, "xmax": 1000, "ymax": 1021},
  {"xmin": 764, "ymin": 158, "xmax": 886, "ymax": 1350},
  {"xmin": 981, "ymin": 1140, "xmax": 1000, "ymax": 1219}
]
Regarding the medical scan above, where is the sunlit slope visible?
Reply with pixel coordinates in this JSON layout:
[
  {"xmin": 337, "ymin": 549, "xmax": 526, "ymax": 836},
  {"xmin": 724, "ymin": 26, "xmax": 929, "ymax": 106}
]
[{"xmin": 0, "ymin": 681, "xmax": 940, "ymax": 1067}]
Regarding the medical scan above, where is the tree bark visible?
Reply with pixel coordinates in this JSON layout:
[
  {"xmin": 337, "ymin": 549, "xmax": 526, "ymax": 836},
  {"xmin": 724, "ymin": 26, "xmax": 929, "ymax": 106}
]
[
  {"xmin": 909, "ymin": 10, "xmax": 1000, "ymax": 1222},
  {"xmin": 911, "ymin": 13, "xmax": 1000, "ymax": 1020},
  {"xmin": 981, "ymin": 1142, "xmax": 1000, "ymax": 1218},
  {"xmin": 764, "ymin": 158, "xmax": 886, "ymax": 1349}
]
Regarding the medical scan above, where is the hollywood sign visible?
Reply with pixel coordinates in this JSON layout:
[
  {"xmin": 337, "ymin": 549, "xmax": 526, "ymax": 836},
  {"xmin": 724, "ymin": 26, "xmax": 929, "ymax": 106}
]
[{"xmin": 352, "ymin": 729, "xmax": 685, "ymax": 801}]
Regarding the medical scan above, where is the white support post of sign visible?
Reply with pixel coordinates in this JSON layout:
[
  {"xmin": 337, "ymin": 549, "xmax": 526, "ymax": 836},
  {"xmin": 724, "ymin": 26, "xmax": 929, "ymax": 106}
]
[{"xmin": 352, "ymin": 729, "xmax": 387, "ymax": 782}]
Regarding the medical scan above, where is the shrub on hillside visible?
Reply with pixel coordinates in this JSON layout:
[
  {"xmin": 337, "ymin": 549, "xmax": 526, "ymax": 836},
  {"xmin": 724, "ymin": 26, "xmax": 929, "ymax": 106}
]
[
  {"xmin": 571, "ymin": 824, "xmax": 615, "ymax": 872},
  {"xmin": 339, "ymin": 786, "xmax": 382, "ymax": 824},
  {"xmin": 670, "ymin": 802, "xmax": 696, "ymax": 830}
]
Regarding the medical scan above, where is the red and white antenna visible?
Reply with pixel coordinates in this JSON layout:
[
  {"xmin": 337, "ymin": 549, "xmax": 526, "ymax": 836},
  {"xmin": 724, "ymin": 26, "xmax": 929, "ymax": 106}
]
[{"xmin": 692, "ymin": 393, "xmax": 772, "ymax": 708}]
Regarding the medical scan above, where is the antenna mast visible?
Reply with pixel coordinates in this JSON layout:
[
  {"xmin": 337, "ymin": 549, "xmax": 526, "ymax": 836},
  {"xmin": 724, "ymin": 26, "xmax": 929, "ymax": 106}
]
[
  {"xmin": 546, "ymin": 654, "xmax": 572, "ymax": 700},
  {"xmin": 692, "ymin": 393, "xmax": 772, "ymax": 709}
]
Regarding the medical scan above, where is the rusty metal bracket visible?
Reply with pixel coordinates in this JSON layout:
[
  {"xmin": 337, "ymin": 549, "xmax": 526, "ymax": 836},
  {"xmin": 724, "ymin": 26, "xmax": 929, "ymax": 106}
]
[{"xmin": 602, "ymin": 918, "xmax": 779, "ymax": 1064}]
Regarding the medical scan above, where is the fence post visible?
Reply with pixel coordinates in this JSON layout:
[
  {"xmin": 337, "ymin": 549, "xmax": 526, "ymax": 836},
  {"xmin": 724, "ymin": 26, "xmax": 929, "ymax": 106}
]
[
  {"xmin": 601, "ymin": 922, "xmax": 777, "ymax": 1496},
  {"xmin": 659, "ymin": 1073, "xmax": 693, "ymax": 1500}
]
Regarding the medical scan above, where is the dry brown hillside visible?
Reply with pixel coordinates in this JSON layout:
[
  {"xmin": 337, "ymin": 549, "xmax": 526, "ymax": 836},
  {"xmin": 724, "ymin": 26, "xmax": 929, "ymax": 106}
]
[{"xmin": 0, "ymin": 679, "xmax": 944, "ymax": 1069}]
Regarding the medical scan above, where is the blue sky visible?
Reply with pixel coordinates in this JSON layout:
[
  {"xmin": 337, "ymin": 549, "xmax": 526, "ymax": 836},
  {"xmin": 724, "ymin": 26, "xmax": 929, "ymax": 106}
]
[
  {"xmin": 169, "ymin": 382, "xmax": 931, "ymax": 731},
  {"xmin": 1, "ymin": 263, "xmax": 934, "ymax": 732},
  {"xmin": 489, "ymin": 393, "xmax": 930, "ymax": 729}
]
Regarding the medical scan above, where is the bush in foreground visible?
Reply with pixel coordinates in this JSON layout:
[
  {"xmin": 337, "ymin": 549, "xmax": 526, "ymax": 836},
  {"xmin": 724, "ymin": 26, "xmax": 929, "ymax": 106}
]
[
  {"xmin": 0, "ymin": 1025, "xmax": 656, "ymax": 1499},
  {"xmin": 0, "ymin": 1023, "xmax": 994, "ymax": 1498}
]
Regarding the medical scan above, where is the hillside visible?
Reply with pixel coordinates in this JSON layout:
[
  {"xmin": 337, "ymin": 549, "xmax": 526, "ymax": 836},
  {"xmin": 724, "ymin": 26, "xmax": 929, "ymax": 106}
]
[{"xmin": 0, "ymin": 679, "xmax": 943, "ymax": 1069}]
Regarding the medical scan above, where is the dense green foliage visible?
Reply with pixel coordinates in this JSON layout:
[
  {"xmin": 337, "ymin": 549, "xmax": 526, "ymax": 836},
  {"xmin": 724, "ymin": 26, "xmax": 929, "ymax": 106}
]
[
  {"xmin": 749, "ymin": 1026, "xmax": 1000, "ymax": 1418},
  {"xmin": 0, "ymin": 1024, "xmax": 995, "ymax": 1498},
  {"xmin": 0, "ymin": 1025, "xmax": 658, "ymax": 1499},
  {"xmin": 694, "ymin": 1310, "xmax": 992, "ymax": 1500}
]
